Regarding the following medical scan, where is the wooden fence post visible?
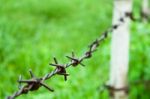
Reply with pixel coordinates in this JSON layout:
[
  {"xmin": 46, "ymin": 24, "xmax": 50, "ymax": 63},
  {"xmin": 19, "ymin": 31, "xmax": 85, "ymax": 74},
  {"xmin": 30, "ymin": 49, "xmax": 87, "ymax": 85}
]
[
  {"xmin": 142, "ymin": 0, "xmax": 150, "ymax": 21},
  {"xmin": 109, "ymin": 0, "xmax": 132, "ymax": 99}
]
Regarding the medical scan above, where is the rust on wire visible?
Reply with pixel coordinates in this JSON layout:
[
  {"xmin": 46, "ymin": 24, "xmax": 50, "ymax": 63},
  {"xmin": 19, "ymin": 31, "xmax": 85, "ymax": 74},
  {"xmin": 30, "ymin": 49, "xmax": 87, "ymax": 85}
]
[{"xmin": 7, "ymin": 11, "xmax": 149, "ymax": 99}]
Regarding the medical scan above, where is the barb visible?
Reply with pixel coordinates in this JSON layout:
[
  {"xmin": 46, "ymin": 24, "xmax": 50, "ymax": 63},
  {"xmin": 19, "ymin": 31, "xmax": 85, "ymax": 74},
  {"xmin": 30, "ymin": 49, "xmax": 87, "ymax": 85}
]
[{"xmin": 7, "ymin": 11, "xmax": 149, "ymax": 99}]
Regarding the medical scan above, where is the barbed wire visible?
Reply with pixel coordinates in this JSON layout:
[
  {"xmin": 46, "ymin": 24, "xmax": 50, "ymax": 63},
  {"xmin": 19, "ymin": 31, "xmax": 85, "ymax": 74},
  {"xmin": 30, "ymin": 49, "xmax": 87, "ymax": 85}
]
[{"xmin": 7, "ymin": 11, "xmax": 149, "ymax": 99}]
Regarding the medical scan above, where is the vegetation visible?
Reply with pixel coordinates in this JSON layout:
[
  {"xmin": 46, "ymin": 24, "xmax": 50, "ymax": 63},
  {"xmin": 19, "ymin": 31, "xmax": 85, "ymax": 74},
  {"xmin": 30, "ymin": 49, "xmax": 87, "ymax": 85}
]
[{"xmin": 0, "ymin": 0, "xmax": 150, "ymax": 98}]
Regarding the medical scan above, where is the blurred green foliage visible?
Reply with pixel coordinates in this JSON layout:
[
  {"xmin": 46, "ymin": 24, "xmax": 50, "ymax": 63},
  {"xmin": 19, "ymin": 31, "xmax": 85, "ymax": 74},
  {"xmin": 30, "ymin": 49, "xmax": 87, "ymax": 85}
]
[{"xmin": 0, "ymin": 0, "xmax": 150, "ymax": 99}]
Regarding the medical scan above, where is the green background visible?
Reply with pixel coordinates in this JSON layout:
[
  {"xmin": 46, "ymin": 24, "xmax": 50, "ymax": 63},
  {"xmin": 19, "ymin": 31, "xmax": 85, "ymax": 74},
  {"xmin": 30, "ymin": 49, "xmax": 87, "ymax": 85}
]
[{"xmin": 0, "ymin": 0, "xmax": 150, "ymax": 99}]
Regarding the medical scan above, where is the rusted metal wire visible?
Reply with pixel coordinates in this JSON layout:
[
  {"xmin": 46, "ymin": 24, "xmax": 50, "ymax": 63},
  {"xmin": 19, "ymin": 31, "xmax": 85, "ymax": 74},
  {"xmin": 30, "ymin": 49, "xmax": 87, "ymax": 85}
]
[{"xmin": 7, "ymin": 11, "xmax": 148, "ymax": 99}]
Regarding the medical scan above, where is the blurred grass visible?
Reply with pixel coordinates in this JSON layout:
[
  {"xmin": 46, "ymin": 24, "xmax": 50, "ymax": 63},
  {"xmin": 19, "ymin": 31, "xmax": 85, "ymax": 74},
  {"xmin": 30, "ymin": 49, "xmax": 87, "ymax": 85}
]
[{"xmin": 0, "ymin": 0, "xmax": 150, "ymax": 99}]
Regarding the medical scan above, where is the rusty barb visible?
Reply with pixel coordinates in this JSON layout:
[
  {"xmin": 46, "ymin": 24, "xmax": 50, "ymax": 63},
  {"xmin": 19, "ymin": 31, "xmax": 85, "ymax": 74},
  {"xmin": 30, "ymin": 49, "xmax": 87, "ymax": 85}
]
[{"xmin": 7, "ymin": 11, "xmax": 149, "ymax": 99}]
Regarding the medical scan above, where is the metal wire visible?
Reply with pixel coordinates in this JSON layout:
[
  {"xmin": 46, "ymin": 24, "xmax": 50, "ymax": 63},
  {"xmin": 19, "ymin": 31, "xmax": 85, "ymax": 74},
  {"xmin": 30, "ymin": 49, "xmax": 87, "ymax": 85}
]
[{"xmin": 7, "ymin": 11, "xmax": 149, "ymax": 99}]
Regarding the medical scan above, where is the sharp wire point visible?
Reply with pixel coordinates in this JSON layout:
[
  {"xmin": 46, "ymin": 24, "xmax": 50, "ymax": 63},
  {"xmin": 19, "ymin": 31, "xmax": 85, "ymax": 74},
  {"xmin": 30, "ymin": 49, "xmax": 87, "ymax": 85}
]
[
  {"xmin": 18, "ymin": 75, "xmax": 22, "ymax": 89},
  {"xmin": 29, "ymin": 69, "xmax": 35, "ymax": 78},
  {"xmin": 80, "ymin": 63, "xmax": 85, "ymax": 67},
  {"xmin": 53, "ymin": 57, "xmax": 58, "ymax": 64},
  {"xmin": 72, "ymin": 52, "xmax": 75, "ymax": 57},
  {"xmin": 40, "ymin": 82, "xmax": 54, "ymax": 92},
  {"xmin": 66, "ymin": 56, "xmax": 75, "ymax": 61}
]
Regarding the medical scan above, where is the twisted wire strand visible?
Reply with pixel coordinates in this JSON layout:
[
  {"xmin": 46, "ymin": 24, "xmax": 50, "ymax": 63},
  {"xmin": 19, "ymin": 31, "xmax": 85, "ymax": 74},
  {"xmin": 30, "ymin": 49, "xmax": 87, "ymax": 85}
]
[{"xmin": 7, "ymin": 11, "xmax": 148, "ymax": 99}]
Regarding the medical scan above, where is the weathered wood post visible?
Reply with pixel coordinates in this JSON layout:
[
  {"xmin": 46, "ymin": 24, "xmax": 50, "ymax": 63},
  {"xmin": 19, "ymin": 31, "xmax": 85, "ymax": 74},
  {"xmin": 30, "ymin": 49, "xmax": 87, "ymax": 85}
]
[
  {"xmin": 141, "ymin": 0, "xmax": 150, "ymax": 21},
  {"xmin": 109, "ymin": 0, "xmax": 132, "ymax": 99},
  {"xmin": 142, "ymin": 0, "xmax": 149, "ymax": 14}
]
